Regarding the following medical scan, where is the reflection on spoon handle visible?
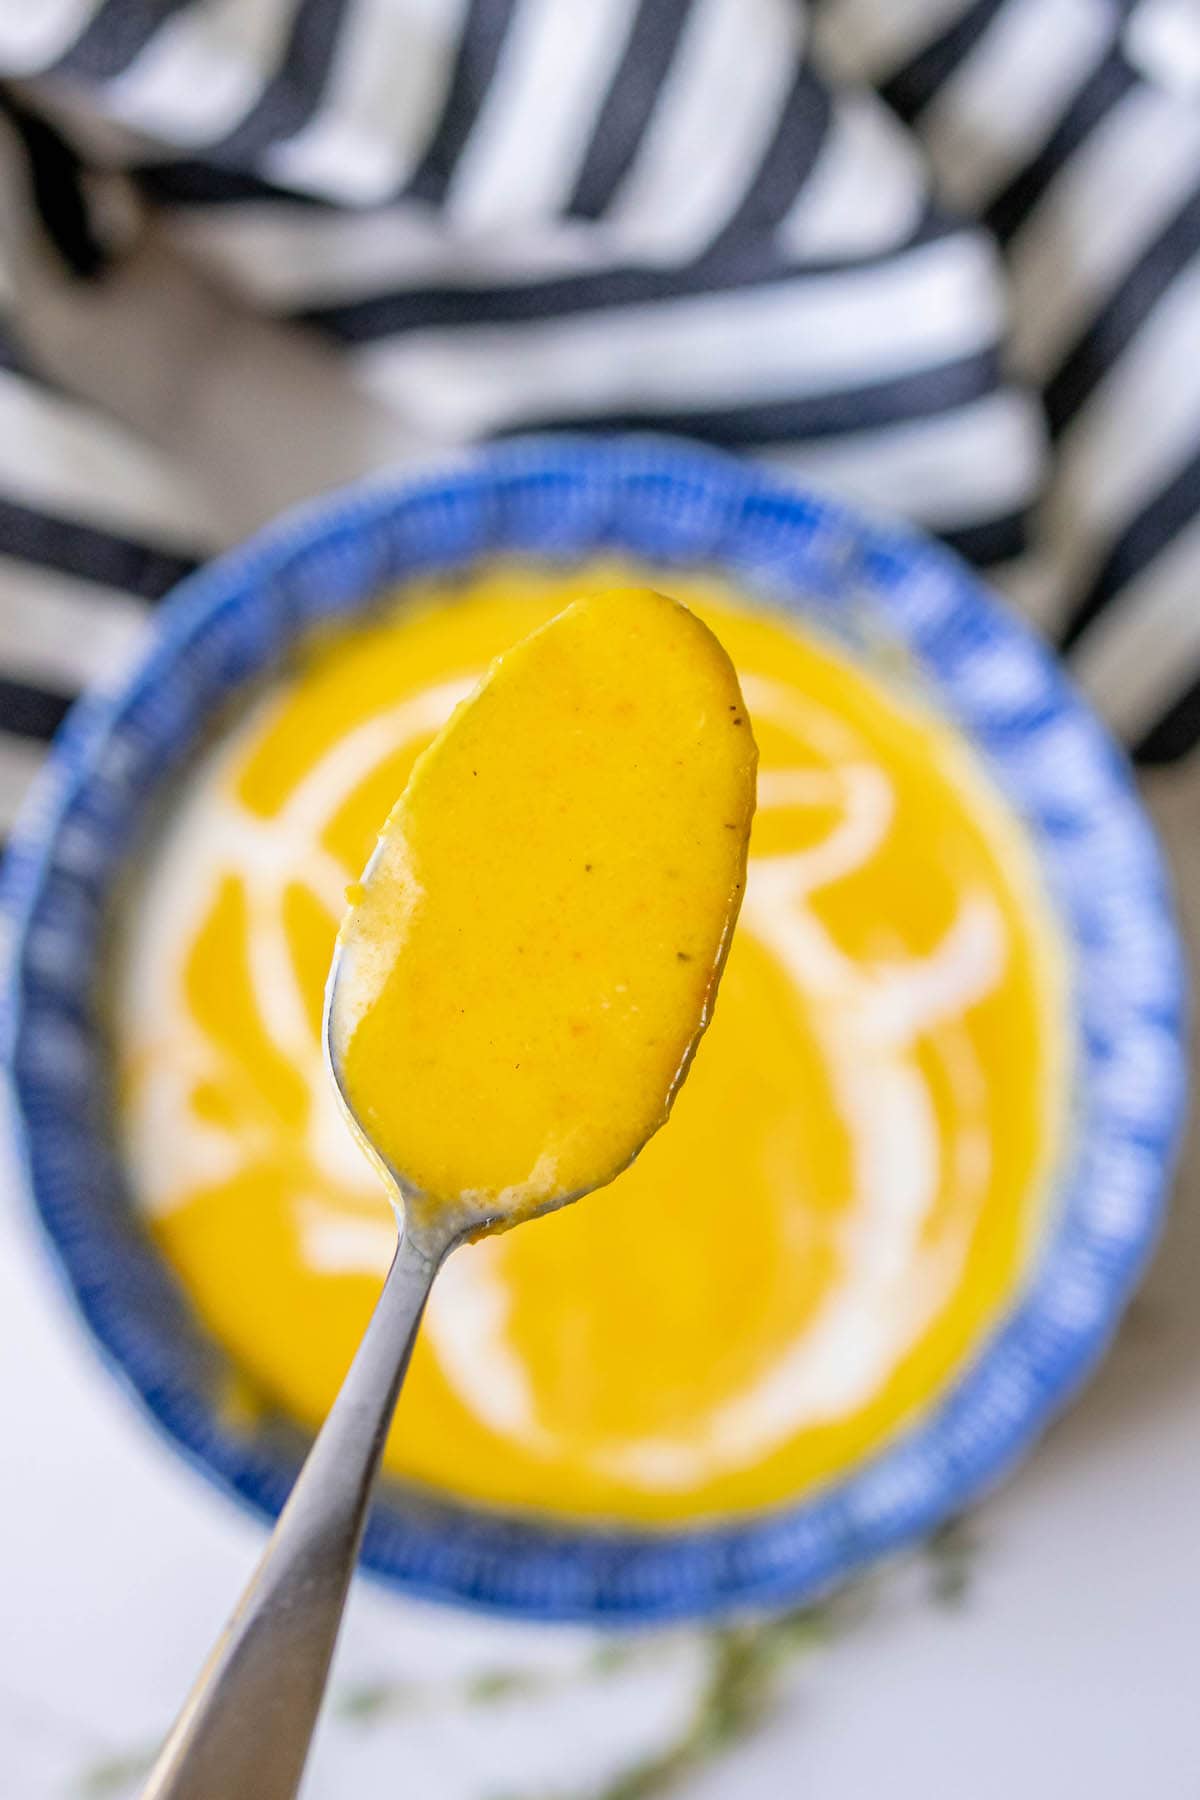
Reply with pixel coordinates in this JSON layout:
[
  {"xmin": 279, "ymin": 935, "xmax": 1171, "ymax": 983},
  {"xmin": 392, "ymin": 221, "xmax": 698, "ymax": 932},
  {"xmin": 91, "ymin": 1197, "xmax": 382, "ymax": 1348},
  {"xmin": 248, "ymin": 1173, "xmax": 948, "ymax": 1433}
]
[{"xmin": 140, "ymin": 1221, "xmax": 450, "ymax": 1800}]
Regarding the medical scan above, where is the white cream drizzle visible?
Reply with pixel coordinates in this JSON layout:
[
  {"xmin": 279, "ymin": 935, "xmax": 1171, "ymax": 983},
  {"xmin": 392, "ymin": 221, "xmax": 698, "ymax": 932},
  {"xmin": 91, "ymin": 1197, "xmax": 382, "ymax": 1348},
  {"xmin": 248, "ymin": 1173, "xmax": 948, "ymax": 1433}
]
[
  {"xmin": 117, "ymin": 658, "xmax": 1027, "ymax": 1492},
  {"xmin": 119, "ymin": 679, "xmax": 473, "ymax": 1219}
]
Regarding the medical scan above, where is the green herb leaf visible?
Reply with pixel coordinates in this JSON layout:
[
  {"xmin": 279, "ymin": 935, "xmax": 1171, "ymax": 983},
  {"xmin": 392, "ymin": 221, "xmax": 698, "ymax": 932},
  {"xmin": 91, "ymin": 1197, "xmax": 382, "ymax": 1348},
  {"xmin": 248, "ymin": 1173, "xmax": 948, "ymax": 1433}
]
[
  {"xmin": 79, "ymin": 1749, "xmax": 153, "ymax": 1797},
  {"xmin": 927, "ymin": 1515, "xmax": 979, "ymax": 1609}
]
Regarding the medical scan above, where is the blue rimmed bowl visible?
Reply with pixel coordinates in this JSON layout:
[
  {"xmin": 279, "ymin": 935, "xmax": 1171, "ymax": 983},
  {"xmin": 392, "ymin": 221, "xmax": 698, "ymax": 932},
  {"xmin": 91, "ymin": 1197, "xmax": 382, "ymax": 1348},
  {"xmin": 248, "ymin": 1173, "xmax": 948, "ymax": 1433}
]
[{"xmin": 1, "ymin": 437, "xmax": 1188, "ymax": 1623}]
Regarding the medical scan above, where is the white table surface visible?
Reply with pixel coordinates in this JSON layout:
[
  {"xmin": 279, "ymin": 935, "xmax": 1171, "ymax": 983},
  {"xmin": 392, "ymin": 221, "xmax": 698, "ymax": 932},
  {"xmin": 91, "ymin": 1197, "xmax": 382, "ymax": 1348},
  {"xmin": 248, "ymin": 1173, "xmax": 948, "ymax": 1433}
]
[{"xmin": 3, "ymin": 761, "xmax": 1198, "ymax": 1800}]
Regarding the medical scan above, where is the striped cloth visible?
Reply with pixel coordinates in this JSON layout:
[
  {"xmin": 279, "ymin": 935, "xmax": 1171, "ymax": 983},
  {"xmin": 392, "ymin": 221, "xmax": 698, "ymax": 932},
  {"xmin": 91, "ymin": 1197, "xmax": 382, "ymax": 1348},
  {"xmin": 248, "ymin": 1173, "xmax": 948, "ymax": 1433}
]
[{"xmin": 1, "ymin": 0, "xmax": 1199, "ymax": 842}]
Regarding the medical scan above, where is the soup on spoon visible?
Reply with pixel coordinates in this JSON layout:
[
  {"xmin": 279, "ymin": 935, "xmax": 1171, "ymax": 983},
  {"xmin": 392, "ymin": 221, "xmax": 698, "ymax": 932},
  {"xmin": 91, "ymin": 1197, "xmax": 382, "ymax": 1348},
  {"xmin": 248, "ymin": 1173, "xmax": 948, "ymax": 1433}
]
[
  {"xmin": 331, "ymin": 584, "xmax": 757, "ymax": 1236},
  {"xmin": 141, "ymin": 586, "xmax": 756, "ymax": 1800}
]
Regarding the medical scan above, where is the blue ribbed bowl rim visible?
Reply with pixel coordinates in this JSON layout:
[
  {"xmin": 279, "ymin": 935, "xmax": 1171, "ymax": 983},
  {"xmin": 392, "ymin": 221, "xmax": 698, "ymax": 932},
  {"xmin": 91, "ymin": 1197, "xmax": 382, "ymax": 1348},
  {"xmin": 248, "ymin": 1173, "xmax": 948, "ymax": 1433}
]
[{"xmin": 1, "ymin": 436, "xmax": 1188, "ymax": 1624}]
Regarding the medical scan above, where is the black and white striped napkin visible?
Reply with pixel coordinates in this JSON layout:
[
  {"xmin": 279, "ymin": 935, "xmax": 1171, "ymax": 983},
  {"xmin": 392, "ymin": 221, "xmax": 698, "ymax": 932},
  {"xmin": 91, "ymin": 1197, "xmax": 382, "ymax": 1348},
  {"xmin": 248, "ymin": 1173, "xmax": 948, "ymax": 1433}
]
[{"xmin": 1, "ymin": 0, "xmax": 1198, "ymax": 844}]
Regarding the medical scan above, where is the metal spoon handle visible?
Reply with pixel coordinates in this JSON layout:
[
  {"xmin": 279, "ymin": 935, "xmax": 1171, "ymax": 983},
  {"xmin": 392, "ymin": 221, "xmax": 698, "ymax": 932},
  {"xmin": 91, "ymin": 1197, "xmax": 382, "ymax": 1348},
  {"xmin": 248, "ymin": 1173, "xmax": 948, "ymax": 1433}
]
[{"xmin": 140, "ymin": 1223, "xmax": 447, "ymax": 1800}]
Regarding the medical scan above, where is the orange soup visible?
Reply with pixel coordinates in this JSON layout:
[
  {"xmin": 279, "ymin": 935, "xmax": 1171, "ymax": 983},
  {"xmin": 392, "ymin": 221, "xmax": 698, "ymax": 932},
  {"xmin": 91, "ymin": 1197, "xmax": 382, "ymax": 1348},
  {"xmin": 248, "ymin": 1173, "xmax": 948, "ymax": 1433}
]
[{"xmin": 114, "ymin": 563, "xmax": 1067, "ymax": 1523}]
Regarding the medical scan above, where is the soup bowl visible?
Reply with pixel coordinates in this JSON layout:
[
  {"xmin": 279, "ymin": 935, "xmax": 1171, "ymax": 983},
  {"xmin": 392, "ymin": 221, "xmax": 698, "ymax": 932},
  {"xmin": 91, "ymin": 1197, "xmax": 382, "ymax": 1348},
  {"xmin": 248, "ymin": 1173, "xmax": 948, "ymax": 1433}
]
[{"xmin": 1, "ymin": 437, "xmax": 1187, "ymax": 1623}]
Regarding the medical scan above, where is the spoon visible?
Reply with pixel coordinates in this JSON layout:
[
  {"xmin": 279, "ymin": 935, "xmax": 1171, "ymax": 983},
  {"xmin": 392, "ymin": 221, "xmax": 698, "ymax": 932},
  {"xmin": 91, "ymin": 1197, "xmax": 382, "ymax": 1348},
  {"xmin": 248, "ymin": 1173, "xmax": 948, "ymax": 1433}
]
[
  {"xmin": 138, "ymin": 589, "xmax": 756, "ymax": 1800},
  {"xmin": 138, "ymin": 1175, "xmax": 477, "ymax": 1800}
]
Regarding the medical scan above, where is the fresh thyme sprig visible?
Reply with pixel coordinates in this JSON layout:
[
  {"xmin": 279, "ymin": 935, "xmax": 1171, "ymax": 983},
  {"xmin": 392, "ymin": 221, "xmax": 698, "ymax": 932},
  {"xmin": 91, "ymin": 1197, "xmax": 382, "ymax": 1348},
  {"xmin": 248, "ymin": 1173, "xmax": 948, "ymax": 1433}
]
[
  {"xmin": 75, "ymin": 1520, "xmax": 977, "ymax": 1800},
  {"xmin": 486, "ymin": 1587, "xmax": 863, "ymax": 1800}
]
